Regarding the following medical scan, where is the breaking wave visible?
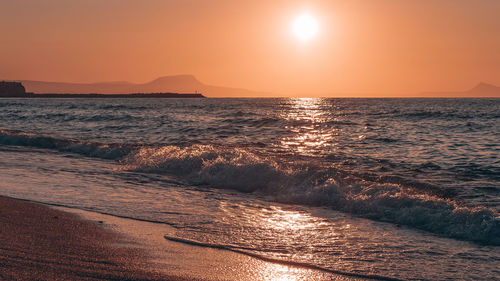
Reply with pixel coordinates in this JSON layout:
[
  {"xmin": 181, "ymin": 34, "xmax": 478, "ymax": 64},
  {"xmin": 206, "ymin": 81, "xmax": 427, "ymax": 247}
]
[
  {"xmin": 1, "ymin": 129, "xmax": 499, "ymax": 245},
  {"xmin": 124, "ymin": 144, "xmax": 500, "ymax": 245},
  {"xmin": 0, "ymin": 129, "xmax": 131, "ymax": 160}
]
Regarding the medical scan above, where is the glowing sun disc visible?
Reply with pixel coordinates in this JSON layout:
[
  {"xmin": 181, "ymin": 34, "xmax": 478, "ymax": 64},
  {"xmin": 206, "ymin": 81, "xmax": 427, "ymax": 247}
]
[{"xmin": 293, "ymin": 14, "xmax": 318, "ymax": 40}]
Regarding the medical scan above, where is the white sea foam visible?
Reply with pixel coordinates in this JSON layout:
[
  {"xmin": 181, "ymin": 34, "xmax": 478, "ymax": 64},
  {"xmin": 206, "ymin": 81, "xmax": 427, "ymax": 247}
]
[
  {"xmin": 1, "ymin": 129, "xmax": 498, "ymax": 245},
  {"xmin": 124, "ymin": 144, "xmax": 500, "ymax": 245}
]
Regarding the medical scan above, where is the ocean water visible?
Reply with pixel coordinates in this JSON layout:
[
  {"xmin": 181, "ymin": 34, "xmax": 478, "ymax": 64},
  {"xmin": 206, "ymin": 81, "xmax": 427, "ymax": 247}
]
[{"xmin": 0, "ymin": 98, "xmax": 499, "ymax": 280}]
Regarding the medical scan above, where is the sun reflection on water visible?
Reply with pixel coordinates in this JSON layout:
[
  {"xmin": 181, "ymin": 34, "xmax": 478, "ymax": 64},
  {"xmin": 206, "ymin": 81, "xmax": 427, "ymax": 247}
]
[
  {"xmin": 217, "ymin": 203, "xmax": 353, "ymax": 280},
  {"xmin": 280, "ymin": 98, "xmax": 336, "ymax": 155},
  {"xmin": 259, "ymin": 206, "xmax": 322, "ymax": 231},
  {"xmin": 256, "ymin": 262, "xmax": 326, "ymax": 281}
]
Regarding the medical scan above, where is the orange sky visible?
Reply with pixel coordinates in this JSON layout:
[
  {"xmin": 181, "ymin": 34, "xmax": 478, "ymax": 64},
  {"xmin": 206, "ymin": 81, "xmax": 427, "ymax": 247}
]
[{"xmin": 1, "ymin": 0, "xmax": 499, "ymax": 96}]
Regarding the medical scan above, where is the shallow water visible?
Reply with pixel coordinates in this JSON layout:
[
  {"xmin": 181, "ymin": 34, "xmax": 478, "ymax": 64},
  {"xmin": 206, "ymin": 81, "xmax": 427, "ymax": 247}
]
[{"xmin": 1, "ymin": 98, "xmax": 499, "ymax": 280}]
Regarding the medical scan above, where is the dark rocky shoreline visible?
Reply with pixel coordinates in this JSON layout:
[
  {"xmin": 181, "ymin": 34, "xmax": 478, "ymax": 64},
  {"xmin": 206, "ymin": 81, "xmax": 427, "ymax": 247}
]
[
  {"xmin": 29, "ymin": 92, "xmax": 206, "ymax": 98},
  {"xmin": 0, "ymin": 81, "xmax": 205, "ymax": 98}
]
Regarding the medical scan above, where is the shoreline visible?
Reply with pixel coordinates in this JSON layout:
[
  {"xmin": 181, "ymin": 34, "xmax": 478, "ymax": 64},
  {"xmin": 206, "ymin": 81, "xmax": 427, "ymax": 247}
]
[
  {"xmin": 27, "ymin": 93, "xmax": 206, "ymax": 98},
  {"xmin": 0, "ymin": 196, "xmax": 189, "ymax": 281},
  {"xmin": 0, "ymin": 196, "xmax": 355, "ymax": 281},
  {"xmin": 0, "ymin": 93, "xmax": 205, "ymax": 98}
]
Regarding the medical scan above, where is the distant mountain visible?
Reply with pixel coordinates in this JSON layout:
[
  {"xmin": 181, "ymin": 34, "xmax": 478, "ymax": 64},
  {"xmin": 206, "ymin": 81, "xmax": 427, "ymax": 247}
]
[
  {"xmin": 420, "ymin": 82, "xmax": 500, "ymax": 98},
  {"xmin": 15, "ymin": 77, "xmax": 500, "ymax": 98},
  {"xmin": 19, "ymin": 75, "xmax": 272, "ymax": 98},
  {"xmin": 467, "ymin": 82, "xmax": 500, "ymax": 96}
]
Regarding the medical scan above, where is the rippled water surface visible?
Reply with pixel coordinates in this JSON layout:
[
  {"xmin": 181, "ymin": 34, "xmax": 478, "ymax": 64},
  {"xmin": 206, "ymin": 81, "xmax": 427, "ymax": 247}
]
[{"xmin": 1, "ymin": 98, "xmax": 499, "ymax": 280}]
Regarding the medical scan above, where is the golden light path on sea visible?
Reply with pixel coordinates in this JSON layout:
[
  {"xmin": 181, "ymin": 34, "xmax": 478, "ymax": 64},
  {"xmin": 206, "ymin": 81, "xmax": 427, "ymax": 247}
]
[{"xmin": 280, "ymin": 98, "xmax": 335, "ymax": 155}]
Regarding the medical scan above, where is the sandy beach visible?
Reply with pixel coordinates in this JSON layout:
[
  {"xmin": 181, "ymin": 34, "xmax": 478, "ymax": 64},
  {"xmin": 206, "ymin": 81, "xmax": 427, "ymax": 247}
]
[
  {"xmin": 0, "ymin": 196, "xmax": 350, "ymax": 281},
  {"xmin": 0, "ymin": 196, "xmax": 192, "ymax": 280}
]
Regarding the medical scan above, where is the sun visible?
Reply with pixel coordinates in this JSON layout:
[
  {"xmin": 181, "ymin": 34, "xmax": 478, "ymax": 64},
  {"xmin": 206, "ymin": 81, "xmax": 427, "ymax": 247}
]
[{"xmin": 293, "ymin": 13, "xmax": 319, "ymax": 41}]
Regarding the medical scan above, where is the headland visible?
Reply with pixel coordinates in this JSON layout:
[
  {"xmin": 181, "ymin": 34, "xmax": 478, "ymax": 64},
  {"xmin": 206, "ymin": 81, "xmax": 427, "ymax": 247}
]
[{"xmin": 0, "ymin": 81, "xmax": 205, "ymax": 98}]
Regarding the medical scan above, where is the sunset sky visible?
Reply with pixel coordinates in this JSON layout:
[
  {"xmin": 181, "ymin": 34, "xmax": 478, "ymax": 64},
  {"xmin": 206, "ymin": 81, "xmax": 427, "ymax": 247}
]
[{"xmin": 1, "ymin": 0, "xmax": 499, "ymax": 96}]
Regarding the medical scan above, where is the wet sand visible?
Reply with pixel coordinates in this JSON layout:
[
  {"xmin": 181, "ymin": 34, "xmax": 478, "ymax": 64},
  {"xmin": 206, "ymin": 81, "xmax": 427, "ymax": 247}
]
[
  {"xmin": 0, "ymin": 196, "xmax": 355, "ymax": 281},
  {"xmin": 0, "ymin": 196, "xmax": 193, "ymax": 281}
]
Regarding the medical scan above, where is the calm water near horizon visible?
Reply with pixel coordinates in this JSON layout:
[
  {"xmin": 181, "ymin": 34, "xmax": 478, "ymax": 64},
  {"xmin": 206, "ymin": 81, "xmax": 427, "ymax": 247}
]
[{"xmin": 1, "ymin": 98, "xmax": 499, "ymax": 280}]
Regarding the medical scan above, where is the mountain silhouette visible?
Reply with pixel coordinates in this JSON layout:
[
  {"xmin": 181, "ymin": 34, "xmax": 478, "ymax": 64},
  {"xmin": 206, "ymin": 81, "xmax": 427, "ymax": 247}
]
[
  {"xmin": 19, "ymin": 75, "xmax": 271, "ymax": 98},
  {"xmin": 467, "ymin": 82, "xmax": 500, "ymax": 96},
  {"xmin": 15, "ymin": 77, "xmax": 500, "ymax": 98},
  {"xmin": 420, "ymin": 82, "xmax": 500, "ymax": 98}
]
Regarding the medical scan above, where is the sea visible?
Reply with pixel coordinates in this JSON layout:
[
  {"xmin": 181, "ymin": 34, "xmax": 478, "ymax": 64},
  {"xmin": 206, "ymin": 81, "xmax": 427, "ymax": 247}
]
[{"xmin": 0, "ymin": 98, "xmax": 499, "ymax": 280}]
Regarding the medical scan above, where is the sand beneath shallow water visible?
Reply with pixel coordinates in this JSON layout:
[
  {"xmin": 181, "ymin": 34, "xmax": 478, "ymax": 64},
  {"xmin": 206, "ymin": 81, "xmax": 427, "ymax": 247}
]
[{"xmin": 0, "ymin": 196, "xmax": 355, "ymax": 281}]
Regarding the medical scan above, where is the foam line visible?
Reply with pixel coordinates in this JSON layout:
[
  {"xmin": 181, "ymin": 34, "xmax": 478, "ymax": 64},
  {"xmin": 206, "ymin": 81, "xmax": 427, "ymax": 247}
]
[
  {"xmin": 2, "ymin": 129, "xmax": 499, "ymax": 245},
  {"xmin": 163, "ymin": 235, "xmax": 403, "ymax": 281}
]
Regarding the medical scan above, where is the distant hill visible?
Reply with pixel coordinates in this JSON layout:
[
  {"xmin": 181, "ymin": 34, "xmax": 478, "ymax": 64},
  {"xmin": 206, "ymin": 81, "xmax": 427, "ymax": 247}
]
[
  {"xmin": 12, "ymin": 77, "xmax": 500, "ymax": 98},
  {"xmin": 19, "ymin": 75, "xmax": 272, "ymax": 98},
  {"xmin": 420, "ymin": 82, "xmax": 500, "ymax": 98}
]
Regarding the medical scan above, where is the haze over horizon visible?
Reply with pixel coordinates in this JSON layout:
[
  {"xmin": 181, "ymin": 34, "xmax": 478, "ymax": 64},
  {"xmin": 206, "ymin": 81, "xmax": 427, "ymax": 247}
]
[
  {"xmin": 1, "ymin": 0, "xmax": 500, "ymax": 96},
  {"xmin": 10, "ymin": 75, "xmax": 500, "ymax": 98}
]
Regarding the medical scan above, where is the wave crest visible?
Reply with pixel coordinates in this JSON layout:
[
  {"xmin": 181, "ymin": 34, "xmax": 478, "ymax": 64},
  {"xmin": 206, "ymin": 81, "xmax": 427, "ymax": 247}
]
[
  {"xmin": 124, "ymin": 144, "xmax": 500, "ymax": 245},
  {"xmin": 0, "ymin": 129, "xmax": 130, "ymax": 159},
  {"xmin": 1, "ymin": 129, "xmax": 498, "ymax": 245},
  {"xmin": 124, "ymin": 145, "xmax": 288, "ymax": 192}
]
